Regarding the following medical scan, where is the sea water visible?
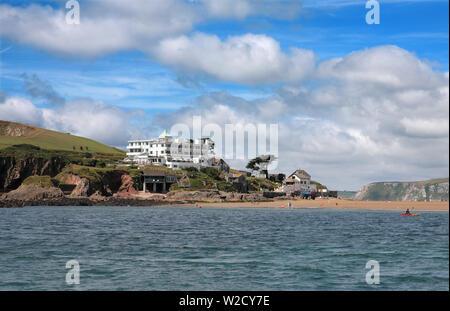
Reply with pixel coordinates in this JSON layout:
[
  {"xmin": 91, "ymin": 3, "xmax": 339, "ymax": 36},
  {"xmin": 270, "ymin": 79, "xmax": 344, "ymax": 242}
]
[{"xmin": 0, "ymin": 206, "xmax": 448, "ymax": 290}]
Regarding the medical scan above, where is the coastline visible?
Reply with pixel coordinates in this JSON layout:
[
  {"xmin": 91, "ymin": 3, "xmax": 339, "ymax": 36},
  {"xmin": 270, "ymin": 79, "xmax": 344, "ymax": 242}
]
[
  {"xmin": 190, "ymin": 198, "xmax": 449, "ymax": 212},
  {"xmin": 1, "ymin": 196, "xmax": 448, "ymax": 211}
]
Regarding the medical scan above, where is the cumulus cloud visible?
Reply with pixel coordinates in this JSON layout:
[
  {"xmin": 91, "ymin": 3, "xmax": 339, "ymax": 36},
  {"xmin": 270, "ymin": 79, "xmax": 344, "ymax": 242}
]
[
  {"xmin": 0, "ymin": 0, "xmax": 197, "ymax": 57},
  {"xmin": 317, "ymin": 45, "xmax": 448, "ymax": 90},
  {"xmin": 0, "ymin": 0, "xmax": 304, "ymax": 59},
  {"xmin": 400, "ymin": 118, "xmax": 449, "ymax": 138},
  {"xmin": 151, "ymin": 45, "xmax": 449, "ymax": 189},
  {"xmin": 0, "ymin": 1, "xmax": 310, "ymax": 84},
  {"xmin": 0, "ymin": 93, "xmax": 134, "ymax": 147},
  {"xmin": 0, "ymin": 96, "xmax": 45, "ymax": 126},
  {"xmin": 153, "ymin": 33, "xmax": 316, "ymax": 85}
]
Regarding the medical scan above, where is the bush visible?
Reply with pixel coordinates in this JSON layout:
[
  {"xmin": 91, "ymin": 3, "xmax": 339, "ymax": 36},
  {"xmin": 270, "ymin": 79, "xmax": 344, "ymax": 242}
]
[
  {"xmin": 200, "ymin": 167, "xmax": 221, "ymax": 180},
  {"xmin": 96, "ymin": 161, "xmax": 106, "ymax": 168},
  {"xmin": 217, "ymin": 182, "xmax": 234, "ymax": 192},
  {"xmin": 184, "ymin": 167, "xmax": 199, "ymax": 172},
  {"xmin": 22, "ymin": 175, "xmax": 59, "ymax": 188}
]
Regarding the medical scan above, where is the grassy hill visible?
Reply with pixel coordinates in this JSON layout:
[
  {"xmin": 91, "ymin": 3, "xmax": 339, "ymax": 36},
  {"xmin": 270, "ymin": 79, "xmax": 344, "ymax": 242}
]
[{"xmin": 0, "ymin": 120, "xmax": 124, "ymax": 155}]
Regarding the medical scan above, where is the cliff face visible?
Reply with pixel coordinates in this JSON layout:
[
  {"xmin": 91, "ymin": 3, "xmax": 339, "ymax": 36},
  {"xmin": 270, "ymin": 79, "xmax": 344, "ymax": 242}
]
[
  {"xmin": 0, "ymin": 156, "xmax": 67, "ymax": 192},
  {"xmin": 55, "ymin": 168, "xmax": 138, "ymax": 197},
  {"xmin": 355, "ymin": 179, "xmax": 449, "ymax": 201}
]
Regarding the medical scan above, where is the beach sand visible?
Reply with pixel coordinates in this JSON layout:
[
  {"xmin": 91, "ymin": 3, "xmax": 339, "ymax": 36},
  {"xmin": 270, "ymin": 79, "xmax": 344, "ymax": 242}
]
[{"xmin": 194, "ymin": 198, "xmax": 449, "ymax": 211}]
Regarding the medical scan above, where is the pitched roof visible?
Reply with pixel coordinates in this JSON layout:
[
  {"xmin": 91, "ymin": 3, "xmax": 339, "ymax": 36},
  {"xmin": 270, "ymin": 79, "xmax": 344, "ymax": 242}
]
[{"xmin": 289, "ymin": 169, "xmax": 311, "ymax": 179}]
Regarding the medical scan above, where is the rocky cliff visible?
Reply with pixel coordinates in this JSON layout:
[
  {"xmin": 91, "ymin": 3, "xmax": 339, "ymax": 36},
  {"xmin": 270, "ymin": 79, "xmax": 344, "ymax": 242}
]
[
  {"xmin": 0, "ymin": 155, "xmax": 67, "ymax": 192},
  {"xmin": 355, "ymin": 178, "xmax": 449, "ymax": 201},
  {"xmin": 54, "ymin": 165, "xmax": 139, "ymax": 197}
]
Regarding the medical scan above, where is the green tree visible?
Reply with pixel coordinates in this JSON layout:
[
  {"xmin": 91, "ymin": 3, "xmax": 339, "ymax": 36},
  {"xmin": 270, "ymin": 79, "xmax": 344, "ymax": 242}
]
[{"xmin": 246, "ymin": 155, "xmax": 276, "ymax": 179}]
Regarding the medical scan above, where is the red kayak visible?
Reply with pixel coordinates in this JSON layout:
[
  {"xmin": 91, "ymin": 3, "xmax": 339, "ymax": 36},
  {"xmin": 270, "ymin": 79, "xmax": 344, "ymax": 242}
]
[{"xmin": 401, "ymin": 213, "xmax": 420, "ymax": 216}]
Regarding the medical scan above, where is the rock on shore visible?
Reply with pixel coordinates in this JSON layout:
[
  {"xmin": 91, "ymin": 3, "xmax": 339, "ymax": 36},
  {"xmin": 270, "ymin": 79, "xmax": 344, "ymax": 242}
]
[
  {"xmin": 0, "ymin": 189, "xmax": 278, "ymax": 208},
  {"xmin": 1, "ymin": 184, "xmax": 64, "ymax": 201}
]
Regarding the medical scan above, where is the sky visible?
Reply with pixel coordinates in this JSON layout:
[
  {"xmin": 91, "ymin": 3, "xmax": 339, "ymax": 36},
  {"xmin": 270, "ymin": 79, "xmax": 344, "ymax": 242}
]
[{"xmin": 0, "ymin": 0, "xmax": 448, "ymax": 190}]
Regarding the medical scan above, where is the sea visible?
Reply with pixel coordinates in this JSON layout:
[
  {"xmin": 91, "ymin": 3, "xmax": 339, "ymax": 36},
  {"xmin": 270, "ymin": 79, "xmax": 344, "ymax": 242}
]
[{"xmin": 0, "ymin": 206, "xmax": 448, "ymax": 290}]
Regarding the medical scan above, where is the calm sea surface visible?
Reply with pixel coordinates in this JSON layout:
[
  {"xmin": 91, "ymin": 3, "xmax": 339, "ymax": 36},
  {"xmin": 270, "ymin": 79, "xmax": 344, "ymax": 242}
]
[{"xmin": 0, "ymin": 206, "xmax": 448, "ymax": 290}]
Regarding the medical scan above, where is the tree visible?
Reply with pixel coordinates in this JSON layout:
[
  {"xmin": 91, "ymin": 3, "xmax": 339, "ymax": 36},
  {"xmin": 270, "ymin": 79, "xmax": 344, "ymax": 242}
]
[
  {"xmin": 277, "ymin": 173, "xmax": 286, "ymax": 182},
  {"xmin": 246, "ymin": 155, "xmax": 277, "ymax": 179}
]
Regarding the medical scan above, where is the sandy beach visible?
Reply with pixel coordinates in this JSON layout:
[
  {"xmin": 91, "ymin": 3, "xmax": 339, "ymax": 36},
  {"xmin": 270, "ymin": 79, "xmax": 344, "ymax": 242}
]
[{"xmin": 194, "ymin": 198, "xmax": 449, "ymax": 211}]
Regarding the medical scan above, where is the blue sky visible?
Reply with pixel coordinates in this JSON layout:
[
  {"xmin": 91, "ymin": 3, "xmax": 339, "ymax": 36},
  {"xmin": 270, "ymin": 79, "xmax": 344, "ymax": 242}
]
[
  {"xmin": 1, "ymin": 0, "xmax": 448, "ymax": 115},
  {"xmin": 0, "ymin": 0, "xmax": 448, "ymax": 189}
]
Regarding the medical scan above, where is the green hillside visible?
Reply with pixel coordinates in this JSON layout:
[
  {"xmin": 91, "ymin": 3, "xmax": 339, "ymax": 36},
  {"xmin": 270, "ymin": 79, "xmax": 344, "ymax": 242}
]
[{"xmin": 0, "ymin": 120, "xmax": 124, "ymax": 155}]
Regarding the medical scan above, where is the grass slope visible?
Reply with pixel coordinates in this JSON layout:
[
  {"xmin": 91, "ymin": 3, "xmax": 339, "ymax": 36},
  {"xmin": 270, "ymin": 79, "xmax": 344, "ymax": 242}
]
[{"xmin": 0, "ymin": 120, "xmax": 124, "ymax": 155}]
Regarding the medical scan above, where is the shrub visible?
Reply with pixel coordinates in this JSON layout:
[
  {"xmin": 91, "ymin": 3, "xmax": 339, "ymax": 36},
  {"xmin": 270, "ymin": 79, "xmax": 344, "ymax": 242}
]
[
  {"xmin": 22, "ymin": 175, "xmax": 59, "ymax": 188},
  {"xmin": 200, "ymin": 167, "xmax": 221, "ymax": 180},
  {"xmin": 184, "ymin": 167, "xmax": 199, "ymax": 172}
]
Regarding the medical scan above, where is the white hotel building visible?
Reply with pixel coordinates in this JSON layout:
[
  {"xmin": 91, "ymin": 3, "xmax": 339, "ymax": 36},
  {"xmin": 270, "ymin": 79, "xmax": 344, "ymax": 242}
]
[{"xmin": 125, "ymin": 130, "xmax": 215, "ymax": 169}]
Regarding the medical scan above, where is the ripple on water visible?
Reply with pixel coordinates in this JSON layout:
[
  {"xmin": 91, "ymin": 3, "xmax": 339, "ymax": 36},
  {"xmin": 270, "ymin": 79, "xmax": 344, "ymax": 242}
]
[{"xmin": 0, "ymin": 206, "xmax": 448, "ymax": 290}]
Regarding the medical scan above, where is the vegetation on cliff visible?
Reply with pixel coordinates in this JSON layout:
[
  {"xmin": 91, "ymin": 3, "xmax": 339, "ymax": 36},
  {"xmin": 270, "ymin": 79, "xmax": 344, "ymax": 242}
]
[
  {"xmin": 22, "ymin": 175, "xmax": 60, "ymax": 188},
  {"xmin": 0, "ymin": 144, "xmax": 125, "ymax": 191},
  {"xmin": 169, "ymin": 167, "xmax": 234, "ymax": 192},
  {"xmin": 355, "ymin": 178, "xmax": 449, "ymax": 201}
]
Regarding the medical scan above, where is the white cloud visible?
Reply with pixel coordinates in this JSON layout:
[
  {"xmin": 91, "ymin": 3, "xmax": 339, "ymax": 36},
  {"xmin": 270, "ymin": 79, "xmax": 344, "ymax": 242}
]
[
  {"xmin": 0, "ymin": 96, "xmax": 45, "ymax": 126},
  {"xmin": 0, "ymin": 95, "xmax": 134, "ymax": 147},
  {"xmin": 400, "ymin": 118, "xmax": 449, "ymax": 138},
  {"xmin": 0, "ymin": 1, "xmax": 308, "ymax": 85},
  {"xmin": 153, "ymin": 33, "xmax": 316, "ymax": 84},
  {"xmin": 317, "ymin": 45, "xmax": 448, "ymax": 89},
  {"xmin": 0, "ymin": 0, "xmax": 303, "ymax": 59},
  {"xmin": 151, "ymin": 45, "xmax": 449, "ymax": 189},
  {"xmin": 0, "ymin": 0, "xmax": 197, "ymax": 57}
]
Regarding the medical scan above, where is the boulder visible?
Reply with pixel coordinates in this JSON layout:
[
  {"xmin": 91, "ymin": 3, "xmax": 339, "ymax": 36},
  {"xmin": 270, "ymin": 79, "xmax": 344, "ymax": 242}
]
[{"xmin": 2, "ymin": 184, "xmax": 64, "ymax": 201}]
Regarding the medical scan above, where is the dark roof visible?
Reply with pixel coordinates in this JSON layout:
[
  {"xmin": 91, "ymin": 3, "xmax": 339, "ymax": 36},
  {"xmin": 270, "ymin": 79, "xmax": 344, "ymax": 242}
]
[
  {"xmin": 289, "ymin": 169, "xmax": 311, "ymax": 179},
  {"xmin": 143, "ymin": 170, "xmax": 169, "ymax": 176}
]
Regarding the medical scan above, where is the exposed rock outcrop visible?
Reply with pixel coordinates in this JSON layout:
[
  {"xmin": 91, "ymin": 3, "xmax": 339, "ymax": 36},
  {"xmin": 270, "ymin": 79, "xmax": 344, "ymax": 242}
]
[
  {"xmin": 2, "ymin": 184, "xmax": 64, "ymax": 201},
  {"xmin": 57, "ymin": 169, "xmax": 136, "ymax": 197},
  {"xmin": 115, "ymin": 174, "xmax": 139, "ymax": 196},
  {"xmin": 355, "ymin": 179, "xmax": 449, "ymax": 201},
  {"xmin": 0, "ymin": 156, "xmax": 67, "ymax": 192}
]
